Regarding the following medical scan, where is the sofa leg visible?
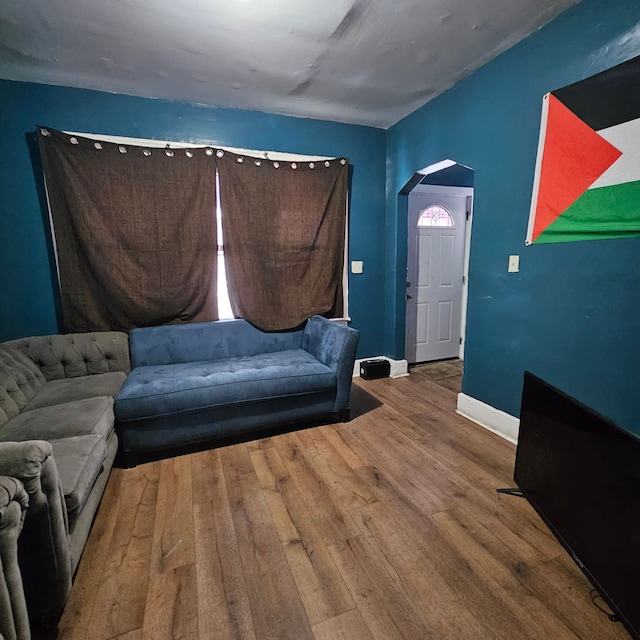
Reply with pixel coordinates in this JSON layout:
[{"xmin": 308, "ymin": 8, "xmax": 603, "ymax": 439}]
[
  {"xmin": 31, "ymin": 617, "xmax": 59, "ymax": 640},
  {"xmin": 122, "ymin": 449, "xmax": 138, "ymax": 468},
  {"xmin": 338, "ymin": 408, "xmax": 351, "ymax": 423}
]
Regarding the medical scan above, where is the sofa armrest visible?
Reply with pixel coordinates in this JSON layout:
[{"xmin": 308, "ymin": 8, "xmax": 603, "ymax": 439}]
[
  {"xmin": 3, "ymin": 332, "xmax": 131, "ymax": 381},
  {"xmin": 0, "ymin": 442, "xmax": 64, "ymax": 517},
  {"xmin": 302, "ymin": 316, "xmax": 360, "ymax": 412},
  {"xmin": 0, "ymin": 441, "xmax": 72, "ymax": 625},
  {"xmin": 0, "ymin": 476, "xmax": 28, "ymax": 521},
  {"xmin": 0, "ymin": 476, "xmax": 30, "ymax": 640}
]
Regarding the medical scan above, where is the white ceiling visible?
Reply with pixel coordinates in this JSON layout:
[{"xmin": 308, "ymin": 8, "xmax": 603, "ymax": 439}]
[{"xmin": 0, "ymin": 0, "xmax": 579, "ymax": 129}]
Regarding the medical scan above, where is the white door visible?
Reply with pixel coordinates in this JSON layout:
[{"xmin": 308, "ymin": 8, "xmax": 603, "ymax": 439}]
[{"xmin": 405, "ymin": 188, "xmax": 468, "ymax": 364}]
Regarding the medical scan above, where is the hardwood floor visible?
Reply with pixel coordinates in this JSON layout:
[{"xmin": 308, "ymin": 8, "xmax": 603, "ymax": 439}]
[{"xmin": 57, "ymin": 373, "xmax": 630, "ymax": 640}]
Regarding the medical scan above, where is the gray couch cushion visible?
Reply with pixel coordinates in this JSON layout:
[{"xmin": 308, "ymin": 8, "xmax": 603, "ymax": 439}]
[
  {"xmin": 116, "ymin": 348, "xmax": 335, "ymax": 421},
  {"xmin": 0, "ymin": 346, "xmax": 47, "ymax": 428},
  {"xmin": 49, "ymin": 435, "xmax": 107, "ymax": 531},
  {"xmin": 3, "ymin": 332, "xmax": 131, "ymax": 381},
  {"xmin": 0, "ymin": 397, "xmax": 115, "ymax": 442},
  {"xmin": 24, "ymin": 372, "xmax": 127, "ymax": 412}
]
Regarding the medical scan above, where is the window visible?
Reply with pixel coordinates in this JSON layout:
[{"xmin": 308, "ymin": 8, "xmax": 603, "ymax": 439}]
[
  {"xmin": 67, "ymin": 131, "xmax": 348, "ymax": 323},
  {"xmin": 418, "ymin": 205, "xmax": 455, "ymax": 227},
  {"xmin": 216, "ymin": 179, "xmax": 234, "ymax": 319}
]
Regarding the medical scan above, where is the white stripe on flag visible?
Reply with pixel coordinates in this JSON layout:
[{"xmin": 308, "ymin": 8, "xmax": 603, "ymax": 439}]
[{"xmin": 589, "ymin": 117, "xmax": 640, "ymax": 189}]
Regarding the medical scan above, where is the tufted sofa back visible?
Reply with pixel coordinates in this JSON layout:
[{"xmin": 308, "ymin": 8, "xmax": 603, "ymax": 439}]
[
  {"xmin": 0, "ymin": 346, "xmax": 47, "ymax": 428},
  {"xmin": 0, "ymin": 332, "xmax": 130, "ymax": 429}
]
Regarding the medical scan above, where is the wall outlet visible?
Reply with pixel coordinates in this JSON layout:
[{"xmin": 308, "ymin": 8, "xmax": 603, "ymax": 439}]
[
  {"xmin": 351, "ymin": 260, "xmax": 364, "ymax": 274},
  {"xmin": 508, "ymin": 255, "xmax": 520, "ymax": 273}
]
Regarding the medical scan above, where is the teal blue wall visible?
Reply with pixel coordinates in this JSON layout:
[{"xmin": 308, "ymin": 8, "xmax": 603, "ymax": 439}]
[
  {"xmin": 387, "ymin": 0, "xmax": 640, "ymax": 434},
  {"xmin": 0, "ymin": 81, "xmax": 386, "ymax": 357},
  {"xmin": 3, "ymin": 0, "xmax": 640, "ymax": 433}
]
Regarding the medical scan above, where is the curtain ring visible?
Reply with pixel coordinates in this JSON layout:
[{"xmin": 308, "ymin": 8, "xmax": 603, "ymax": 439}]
[
  {"xmin": 309, "ymin": 162, "xmax": 315, "ymax": 169},
  {"xmin": 291, "ymin": 162, "xmax": 297, "ymax": 169},
  {"xmin": 94, "ymin": 142, "xmax": 103, "ymax": 150},
  {"xmin": 273, "ymin": 161, "xmax": 280, "ymax": 168},
  {"xmin": 340, "ymin": 158, "xmax": 347, "ymax": 165},
  {"xmin": 40, "ymin": 128, "xmax": 50, "ymax": 137},
  {"xmin": 324, "ymin": 161, "xmax": 331, "ymax": 167},
  {"xmin": 185, "ymin": 149, "xmax": 194, "ymax": 158},
  {"xmin": 165, "ymin": 149, "xmax": 174, "ymax": 157},
  {"xmin": 237, "ymin": 157, "xmax": 244, "ymax": 163},
  {"xmin": 255, "ymin": 159, "xmax": 262, "ymax": 166},
  {"xmin": 69, "ymin": 137, "xmax": 79, "ymax": 145},
  {"xmin": 143, "ymin": 149, "xmax": 151, "ymax": 156},
  {"xmin": 119, "ymin": 146, "xmax": 127, "ymax": 154}
]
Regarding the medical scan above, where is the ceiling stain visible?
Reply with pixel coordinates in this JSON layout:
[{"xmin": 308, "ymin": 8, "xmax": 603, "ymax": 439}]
[{"xmin": 0, "ymin": 0, "xmax": 581, "ymax": 129}]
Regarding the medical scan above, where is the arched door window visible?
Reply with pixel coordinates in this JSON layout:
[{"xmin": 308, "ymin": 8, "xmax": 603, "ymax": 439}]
[{"xmin": 417, "ymin": 204, "xmax": 455, "ymax": 227}]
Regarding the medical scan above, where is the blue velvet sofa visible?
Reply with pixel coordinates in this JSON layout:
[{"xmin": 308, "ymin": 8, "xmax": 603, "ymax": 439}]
[{"xmin": 114, "ymin": 315, "xmax": 359, "ymax": 466}]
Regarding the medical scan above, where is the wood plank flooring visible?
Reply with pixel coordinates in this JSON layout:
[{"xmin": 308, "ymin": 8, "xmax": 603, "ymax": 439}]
[{"xmin": 57, "ymin": 373, "xmax": 631, "ymax": 640}]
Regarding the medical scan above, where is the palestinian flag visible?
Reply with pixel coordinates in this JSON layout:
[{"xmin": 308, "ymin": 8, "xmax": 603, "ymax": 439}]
[{"xmin": 527, "ymin": 54, "xmax": 640, "ymax": 244}]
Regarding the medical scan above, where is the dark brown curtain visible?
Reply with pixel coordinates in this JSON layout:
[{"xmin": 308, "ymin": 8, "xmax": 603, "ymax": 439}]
[
  {"xmin": 38, "ymin": 128, "xmax": 218, "ymax": 332},
  {"xmin": 217, "ymin": 151, "xmax": 348, "ymax": 331}
]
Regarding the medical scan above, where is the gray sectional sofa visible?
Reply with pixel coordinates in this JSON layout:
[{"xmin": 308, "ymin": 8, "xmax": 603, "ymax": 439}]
[
  {"xmin": 116, "ymin": 315, "xmax": 360, "ymax": 466},
  {"xmin": 0, "ymin": 332, "xmax": 130, "ymax": 636},
  {"xmin": 0, "ymin": 475, "xmax": 29, "ymax": 640}
]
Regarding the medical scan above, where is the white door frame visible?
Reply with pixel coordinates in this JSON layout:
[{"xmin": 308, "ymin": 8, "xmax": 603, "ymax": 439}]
[{"xmin": 406, "ymin": 184, "xmax": 474, "ymax": 359}]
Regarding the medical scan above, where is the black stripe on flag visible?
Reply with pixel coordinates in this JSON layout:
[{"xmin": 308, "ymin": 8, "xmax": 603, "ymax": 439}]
[{"xmin": 552, "ymin": 54, "xmax": 640, "ymax": 131}]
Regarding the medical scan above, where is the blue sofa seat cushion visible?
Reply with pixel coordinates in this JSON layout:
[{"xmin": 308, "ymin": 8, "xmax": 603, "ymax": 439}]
[{"xmin": 116, "ymin": 349, "xmax": 336, "ymax": 422}]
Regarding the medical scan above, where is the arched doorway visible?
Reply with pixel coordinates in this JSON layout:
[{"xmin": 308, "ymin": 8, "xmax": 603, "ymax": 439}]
[{"xmin": 400, "ymin": 160, "xmax": 474, "ymax": 364}]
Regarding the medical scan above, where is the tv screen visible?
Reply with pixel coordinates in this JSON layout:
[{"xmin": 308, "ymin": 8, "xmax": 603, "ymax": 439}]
[{"xmin": 514, "ymin": 372, "xmax": 640, "ymax": 640}]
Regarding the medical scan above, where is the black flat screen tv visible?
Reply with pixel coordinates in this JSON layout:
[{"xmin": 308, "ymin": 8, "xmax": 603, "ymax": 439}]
[{"xmin": 514, "ymin": 372, "xmax": 640, "ymax": 639}]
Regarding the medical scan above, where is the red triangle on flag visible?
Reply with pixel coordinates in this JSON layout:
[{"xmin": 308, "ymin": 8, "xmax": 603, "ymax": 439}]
[{"xmin": 531, "ymin": 94, "xmax": 622, "ymax": 243}]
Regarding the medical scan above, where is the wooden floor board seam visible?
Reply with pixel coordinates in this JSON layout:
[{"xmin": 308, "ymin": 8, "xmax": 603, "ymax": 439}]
[{"xmin": 57, "ymin": 373, "xmax": 631, "ymax": 640}]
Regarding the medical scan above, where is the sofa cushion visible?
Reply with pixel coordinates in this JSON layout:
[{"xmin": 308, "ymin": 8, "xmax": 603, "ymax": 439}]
[
  {"xmin": 129, "ymin": 319, "xmax": 304, "ymax": 367},
  {"xmin": 3, "ymin": 332, "xmax": 131, "ymax": 381},
  {"xmin": 24, "ymin": 372, "xmax": 127, "ymax": 412},
  {"xmin": 49, "ymin": 434, "xmax": 107, "ymax": 531},
  {"xmin": 0, "ymin": 397, "xmax": 115, "ymax": 442},
  {"xmin": 0, "ymin": 346, "xmax": 47, "ymax": 428},
  {"xmin": 116, "ymin": 348, "xmax": 335, "ymax": 421}
]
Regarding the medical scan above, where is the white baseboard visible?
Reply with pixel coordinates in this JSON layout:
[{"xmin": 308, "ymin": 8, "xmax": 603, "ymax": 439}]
[
  {"xmin": 353, "ymin": 357, "xmax": 409, "ymax": 379},
  {"xmin": 456, "ymin": 393, "xmax": 520, "ymax": 444}
]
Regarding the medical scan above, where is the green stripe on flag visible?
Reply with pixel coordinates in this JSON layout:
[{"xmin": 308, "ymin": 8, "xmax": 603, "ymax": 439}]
[{"xmin": 535, "ymin": 179, "xmax": 640, "ymax": 243}]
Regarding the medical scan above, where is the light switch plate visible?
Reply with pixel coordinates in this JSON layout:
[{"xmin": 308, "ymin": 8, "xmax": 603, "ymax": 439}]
[
  {"xmin": 508, "ymin": 255, "xmax": 520, "ymax": 273},
  {"xmin": 351, "ymin": 260, "xmax": 364, "ymax": 274}
]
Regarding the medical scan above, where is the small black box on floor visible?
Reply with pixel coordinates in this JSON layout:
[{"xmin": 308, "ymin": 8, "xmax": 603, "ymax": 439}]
[{"xmin": 360, "ymin": 359, "xmax": 390, "ymax": 380}]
